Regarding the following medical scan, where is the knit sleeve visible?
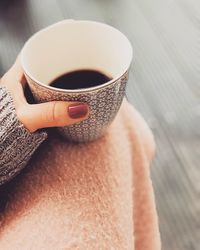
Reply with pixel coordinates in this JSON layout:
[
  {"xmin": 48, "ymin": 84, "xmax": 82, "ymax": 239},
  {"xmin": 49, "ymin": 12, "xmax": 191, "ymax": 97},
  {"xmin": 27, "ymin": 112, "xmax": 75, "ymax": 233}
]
[{"xmin": 0, "ymin": 86, "xmax": 47, "ymax": 185}]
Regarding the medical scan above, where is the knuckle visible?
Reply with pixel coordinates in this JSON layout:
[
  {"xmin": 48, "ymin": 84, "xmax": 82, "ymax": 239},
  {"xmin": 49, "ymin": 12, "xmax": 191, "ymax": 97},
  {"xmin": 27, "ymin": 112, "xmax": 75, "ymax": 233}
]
[
  {"xmin": 16, "ymin": 104, "xmax": 26, "ymax": 118},
  {"xmin": 1, "ymin": 73, "xmax": 11, "ymax": 84},
  {"xmin": 45, "ymin": 101, "xmax": 58, "ymax": 124},
  {"xmin": 16, "ymin": 104, "xmax": 31, "ymax": 129},
  {"xmin": 0, "ymin": 75, "xmax": 8, "ymax": 86}
]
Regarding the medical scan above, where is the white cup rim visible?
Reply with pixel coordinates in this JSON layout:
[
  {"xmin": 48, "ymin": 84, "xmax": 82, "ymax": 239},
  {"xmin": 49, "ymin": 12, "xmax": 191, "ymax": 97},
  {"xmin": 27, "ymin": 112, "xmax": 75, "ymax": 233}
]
[{"xmin": 21, "ymin": 20, "xmax": 133, "ymax": 93}]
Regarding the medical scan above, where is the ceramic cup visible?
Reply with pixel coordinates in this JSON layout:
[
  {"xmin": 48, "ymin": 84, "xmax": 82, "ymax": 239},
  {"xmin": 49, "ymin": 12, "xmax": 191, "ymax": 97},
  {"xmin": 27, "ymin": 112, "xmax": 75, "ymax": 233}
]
[{"xmin": 21, "ymin": 20, "xmax": 133, "ymax": 142}]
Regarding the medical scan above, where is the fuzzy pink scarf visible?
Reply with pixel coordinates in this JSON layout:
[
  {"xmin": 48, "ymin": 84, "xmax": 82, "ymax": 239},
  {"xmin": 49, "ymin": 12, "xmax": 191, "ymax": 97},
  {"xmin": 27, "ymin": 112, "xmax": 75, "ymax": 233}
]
[{"xmin": 0, "ymin": 100, "xmax": 161, "ymax": 249}]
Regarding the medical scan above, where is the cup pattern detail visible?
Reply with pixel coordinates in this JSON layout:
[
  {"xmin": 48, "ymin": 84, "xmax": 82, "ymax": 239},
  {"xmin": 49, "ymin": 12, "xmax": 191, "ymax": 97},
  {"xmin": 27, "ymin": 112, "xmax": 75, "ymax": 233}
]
[{"xmin": 27, "ymin": 71, "xmax": 129, "ymax": 142}]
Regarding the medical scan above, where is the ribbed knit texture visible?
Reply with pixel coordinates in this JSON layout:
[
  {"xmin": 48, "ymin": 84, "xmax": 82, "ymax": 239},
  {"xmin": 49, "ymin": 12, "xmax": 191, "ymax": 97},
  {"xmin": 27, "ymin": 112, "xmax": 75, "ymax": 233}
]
[{"xmin": 0, "ymin": 87, "xmax": 47, "ymax": 185}]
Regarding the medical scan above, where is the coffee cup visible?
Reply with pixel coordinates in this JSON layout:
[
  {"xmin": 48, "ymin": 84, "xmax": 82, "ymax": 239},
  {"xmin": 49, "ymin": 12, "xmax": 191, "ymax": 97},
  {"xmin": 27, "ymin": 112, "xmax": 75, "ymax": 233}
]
[{"xmin": 21, "ymin": 20, "xmax": 133, "ymax": 142}]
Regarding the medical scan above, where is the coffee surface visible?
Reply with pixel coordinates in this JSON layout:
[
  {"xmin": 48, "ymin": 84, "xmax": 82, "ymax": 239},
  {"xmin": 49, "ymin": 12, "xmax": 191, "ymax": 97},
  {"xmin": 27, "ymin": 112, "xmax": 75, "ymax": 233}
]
[{"xmin": 50, "ymin": 69, "xmax": 112, "ymax": 89}]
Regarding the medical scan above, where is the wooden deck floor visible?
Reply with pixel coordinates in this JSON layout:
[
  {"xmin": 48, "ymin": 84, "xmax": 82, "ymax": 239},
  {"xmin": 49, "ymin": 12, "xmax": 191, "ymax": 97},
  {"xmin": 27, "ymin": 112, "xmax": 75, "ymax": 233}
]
[{"xmin": 0, "ymin": 0, "xmax": 199, "ymax": 249}]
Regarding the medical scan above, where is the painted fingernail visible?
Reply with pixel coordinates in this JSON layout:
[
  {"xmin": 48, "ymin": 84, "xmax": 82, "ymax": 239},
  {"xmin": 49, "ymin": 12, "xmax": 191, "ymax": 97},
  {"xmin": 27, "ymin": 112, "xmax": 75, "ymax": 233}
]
[{"xmin": 68, "ymin": 103, "xmax": 88, "ymax": 119}]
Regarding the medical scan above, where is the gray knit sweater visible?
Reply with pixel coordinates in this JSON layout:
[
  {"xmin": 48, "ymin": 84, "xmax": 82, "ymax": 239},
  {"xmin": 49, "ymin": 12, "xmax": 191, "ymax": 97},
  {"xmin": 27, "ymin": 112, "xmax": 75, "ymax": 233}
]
[{"xmin": 0, "ymin": 87, "xmax": 47, "ymax": 185}]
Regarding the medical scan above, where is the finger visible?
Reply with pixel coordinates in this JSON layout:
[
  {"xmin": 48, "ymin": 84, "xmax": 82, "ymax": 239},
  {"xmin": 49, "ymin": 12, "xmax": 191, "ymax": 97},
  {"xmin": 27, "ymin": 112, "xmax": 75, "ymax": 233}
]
[
  {"xmin": 17, "ymin": 101, "xmax": 89, "ymax": 132},
  {"xmin": 3, "ymin": 55, "xmax": 26, "ymax": 87}
]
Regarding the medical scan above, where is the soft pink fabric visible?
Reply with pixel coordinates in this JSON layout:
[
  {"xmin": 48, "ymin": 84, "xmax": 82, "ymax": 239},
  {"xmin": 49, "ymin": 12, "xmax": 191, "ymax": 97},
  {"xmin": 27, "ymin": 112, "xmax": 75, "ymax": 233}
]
[{"xmin": 0, "ymin": 100, "xmax": 161, "ymax": 249}]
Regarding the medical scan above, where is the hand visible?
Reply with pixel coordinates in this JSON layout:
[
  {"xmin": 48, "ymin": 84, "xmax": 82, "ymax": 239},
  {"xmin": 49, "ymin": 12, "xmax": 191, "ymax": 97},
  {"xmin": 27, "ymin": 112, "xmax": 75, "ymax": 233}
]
[{"xmin": 0, "ymin": 56, "xmax": 89, "ymax": 132}]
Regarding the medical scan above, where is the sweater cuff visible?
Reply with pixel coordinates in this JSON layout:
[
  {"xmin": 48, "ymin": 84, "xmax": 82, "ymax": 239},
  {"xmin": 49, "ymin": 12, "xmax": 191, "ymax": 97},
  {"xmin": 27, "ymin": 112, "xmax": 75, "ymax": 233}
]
[{"xmin": 0, "ymin": 86, "xmax": 47, "ymax": 185}]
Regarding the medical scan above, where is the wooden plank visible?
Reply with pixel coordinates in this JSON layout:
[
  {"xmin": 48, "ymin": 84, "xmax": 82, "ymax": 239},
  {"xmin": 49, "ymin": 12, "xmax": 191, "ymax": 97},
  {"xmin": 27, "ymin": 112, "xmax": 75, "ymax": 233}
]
[
  {"xmin": 151, "ymin": 117, "xmax": 200, "ymax": 250},
  {"xmin": 176, "ymin": 0, "xmax": 200, "ymax": 28},
  {"xmin": 58, "ymin": 0, "xmax": 106, "ymax": 22},
  {"xmin": 134, "ymin": 0, "xmax": 200, "ymax": 98},
  {"xmin": 0, "ymin": 0, "xmax": 63, "ymax": 73},
  {"xmin": 129, "ymin": 1, "xmax": 200, "ymax": 249}
]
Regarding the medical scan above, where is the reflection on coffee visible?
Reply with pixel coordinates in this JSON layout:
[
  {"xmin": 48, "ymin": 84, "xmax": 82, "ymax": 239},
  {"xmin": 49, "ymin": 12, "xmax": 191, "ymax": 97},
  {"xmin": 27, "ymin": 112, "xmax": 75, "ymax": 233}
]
[{"xmin": 50, "ymin": 69, "xmax": 112, "ymax": 90}]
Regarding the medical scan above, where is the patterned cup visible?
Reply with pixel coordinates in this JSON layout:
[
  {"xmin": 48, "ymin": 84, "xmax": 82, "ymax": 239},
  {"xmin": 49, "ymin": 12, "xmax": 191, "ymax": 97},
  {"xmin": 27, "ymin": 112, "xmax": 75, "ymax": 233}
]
[{"xmin": 21, "ymin": 20, "xmax": 133, "ymax": 142}]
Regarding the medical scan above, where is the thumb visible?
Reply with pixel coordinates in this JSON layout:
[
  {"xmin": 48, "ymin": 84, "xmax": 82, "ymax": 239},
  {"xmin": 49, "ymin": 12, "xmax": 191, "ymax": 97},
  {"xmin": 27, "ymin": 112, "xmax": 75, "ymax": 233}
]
[{"xmin": 17, "ymin": 101, "xmax": 89, "ymax": 132}]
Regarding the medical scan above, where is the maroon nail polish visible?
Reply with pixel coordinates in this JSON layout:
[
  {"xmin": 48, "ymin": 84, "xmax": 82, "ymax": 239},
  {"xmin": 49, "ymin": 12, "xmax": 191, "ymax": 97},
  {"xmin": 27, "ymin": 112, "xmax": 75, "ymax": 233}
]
[{"xmin": 68, "ymin": 103, "xmax": 88, "ymax": 119}]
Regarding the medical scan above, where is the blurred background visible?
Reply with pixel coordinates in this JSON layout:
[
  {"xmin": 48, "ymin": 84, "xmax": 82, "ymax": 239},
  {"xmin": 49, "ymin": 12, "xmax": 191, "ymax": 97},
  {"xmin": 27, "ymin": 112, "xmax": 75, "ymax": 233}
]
[{"xmin": 0, "ymin": 0, "xmax": 199, "ymax": 249}]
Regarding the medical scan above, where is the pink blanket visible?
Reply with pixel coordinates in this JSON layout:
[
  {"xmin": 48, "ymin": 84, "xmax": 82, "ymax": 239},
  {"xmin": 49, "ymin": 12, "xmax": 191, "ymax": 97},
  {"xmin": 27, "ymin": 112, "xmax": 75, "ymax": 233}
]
[{"xmin": 0, "ymin": 100, "xmax": 161, "ymax": 249}]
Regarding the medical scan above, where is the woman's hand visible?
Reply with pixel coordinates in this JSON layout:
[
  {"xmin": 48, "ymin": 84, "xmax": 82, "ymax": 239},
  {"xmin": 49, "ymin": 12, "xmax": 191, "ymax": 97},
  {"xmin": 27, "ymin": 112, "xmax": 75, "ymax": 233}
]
[{"xmin": 0, "ymin": 57, "xmax": 89, "ymax": 132}]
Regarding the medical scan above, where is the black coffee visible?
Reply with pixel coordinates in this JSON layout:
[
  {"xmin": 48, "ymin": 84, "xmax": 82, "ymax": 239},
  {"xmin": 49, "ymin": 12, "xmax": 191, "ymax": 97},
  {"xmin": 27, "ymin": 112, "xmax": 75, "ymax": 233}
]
[{"xmin": 50, "ymin": 69, "xmax": 112, "ymax": 90}]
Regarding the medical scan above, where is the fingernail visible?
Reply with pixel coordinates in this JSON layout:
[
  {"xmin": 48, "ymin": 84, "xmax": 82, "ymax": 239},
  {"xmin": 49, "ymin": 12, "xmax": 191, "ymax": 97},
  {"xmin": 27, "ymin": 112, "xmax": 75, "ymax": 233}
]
[{"xmin": 68, "ymin": 103, "xmax": 88, "ymax": 119}]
